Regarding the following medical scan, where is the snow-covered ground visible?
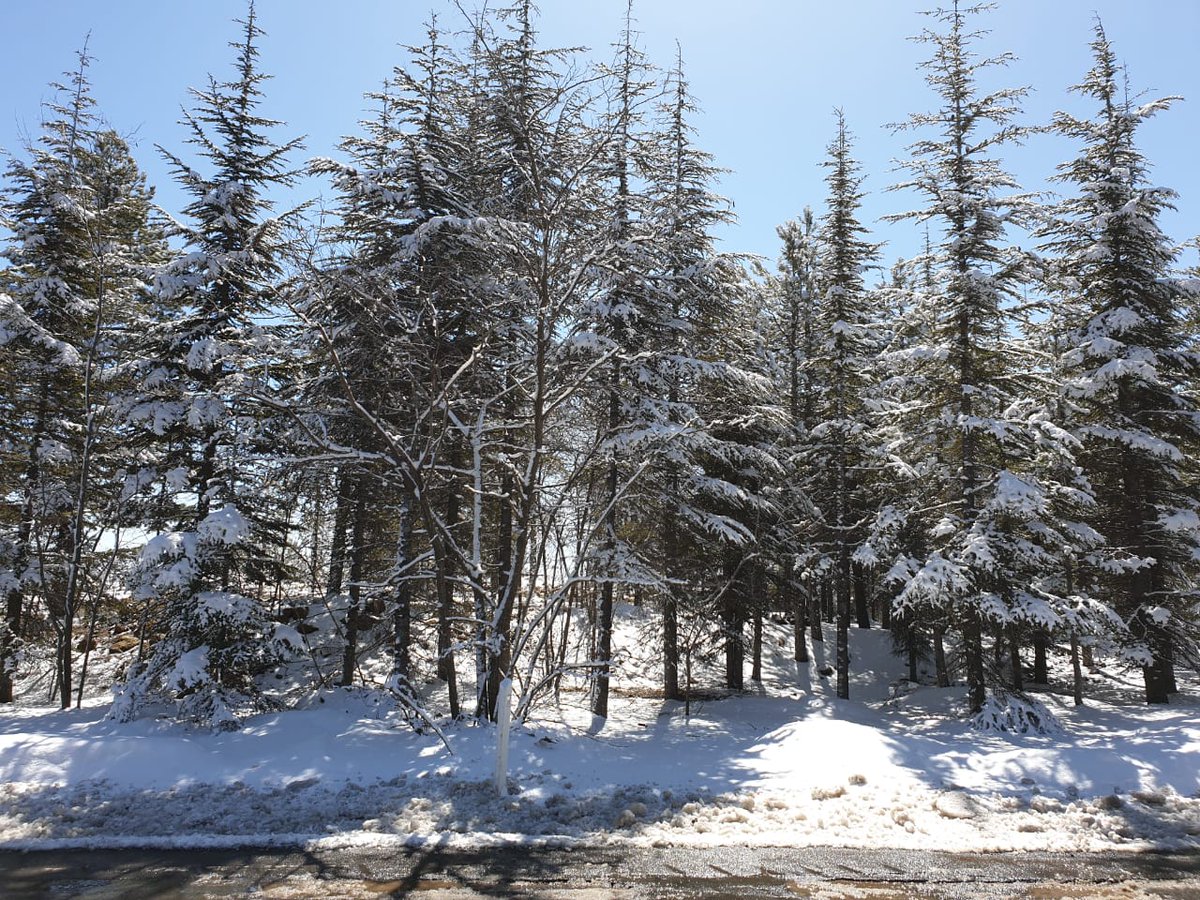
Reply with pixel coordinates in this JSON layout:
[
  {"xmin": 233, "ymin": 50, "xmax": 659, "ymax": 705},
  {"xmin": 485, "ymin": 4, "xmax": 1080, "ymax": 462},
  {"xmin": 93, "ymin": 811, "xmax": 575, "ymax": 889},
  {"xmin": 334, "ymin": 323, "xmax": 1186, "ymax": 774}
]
[{"xmin": 2, "ymin": 608, "xmax": 1198, "ymax": 851}]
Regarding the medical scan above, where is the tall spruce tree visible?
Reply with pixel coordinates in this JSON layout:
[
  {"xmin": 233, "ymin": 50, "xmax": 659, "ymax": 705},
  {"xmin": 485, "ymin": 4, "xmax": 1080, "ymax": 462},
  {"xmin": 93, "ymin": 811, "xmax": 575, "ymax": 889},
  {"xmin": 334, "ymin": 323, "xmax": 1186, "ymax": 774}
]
[
  {"xmin": 1040, "ymin": 21, "xmax": 1200, "ymax": 703},
  {"xmin": 763, "ymin": 210, "xmax": 822, "ymax": 661},
  {"xmin": 0, "ymin": 51, "xmax": 96, "ymax": 705},
  {"xmin": 808, "ymin": 111, "xmax": 881, "ymax": 698},
  {"xmin": 583, "ymin": 2, "xmax": 659, "ymax": 718},
  {"xmin": 113, "ymin": 3, "xmax": 303, "ymax": 729},
  {"xmin": 886, "ymin": 2, "xmax": 1099, "ymax": 717},
  {"xmin": 641, "ymin": 50, "xmax": 776, "ymax": 695},
  {"xmin": 1, "ymin": 50, "xmax": 164, "ymax": 706}
]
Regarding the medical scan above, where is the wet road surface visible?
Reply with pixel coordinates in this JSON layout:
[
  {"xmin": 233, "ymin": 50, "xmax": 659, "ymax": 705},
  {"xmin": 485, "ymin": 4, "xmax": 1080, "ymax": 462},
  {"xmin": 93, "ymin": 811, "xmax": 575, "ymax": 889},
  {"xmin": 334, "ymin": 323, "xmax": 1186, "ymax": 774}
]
[{"xmin": 2, "ymin": 844, "xmax": 1199, "ymax": 897}]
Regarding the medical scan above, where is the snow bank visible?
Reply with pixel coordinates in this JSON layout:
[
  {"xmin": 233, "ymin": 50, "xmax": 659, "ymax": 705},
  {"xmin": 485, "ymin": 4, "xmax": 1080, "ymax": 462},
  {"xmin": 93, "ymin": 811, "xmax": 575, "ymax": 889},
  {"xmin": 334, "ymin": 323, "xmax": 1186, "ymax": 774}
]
[{"xmin": 1, "ymin": 626, "xmax": 1197, "ymax": 852}]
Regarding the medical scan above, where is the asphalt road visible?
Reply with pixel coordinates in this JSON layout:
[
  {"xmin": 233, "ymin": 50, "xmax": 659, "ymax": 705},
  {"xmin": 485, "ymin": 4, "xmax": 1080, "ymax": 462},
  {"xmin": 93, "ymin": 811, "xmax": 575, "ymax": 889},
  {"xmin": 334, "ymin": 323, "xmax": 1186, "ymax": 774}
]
[{"xmin": 2, "ymin": 844, "xmax": 1199, "ymax": 898}]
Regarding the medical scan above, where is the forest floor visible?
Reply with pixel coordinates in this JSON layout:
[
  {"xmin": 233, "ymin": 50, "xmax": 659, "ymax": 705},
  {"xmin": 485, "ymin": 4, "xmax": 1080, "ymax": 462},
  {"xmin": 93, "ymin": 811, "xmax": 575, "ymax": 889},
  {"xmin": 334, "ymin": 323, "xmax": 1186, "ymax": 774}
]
[{"xmin": 0, "ymin": 609, "xmax": 1197, "ymax": 851}]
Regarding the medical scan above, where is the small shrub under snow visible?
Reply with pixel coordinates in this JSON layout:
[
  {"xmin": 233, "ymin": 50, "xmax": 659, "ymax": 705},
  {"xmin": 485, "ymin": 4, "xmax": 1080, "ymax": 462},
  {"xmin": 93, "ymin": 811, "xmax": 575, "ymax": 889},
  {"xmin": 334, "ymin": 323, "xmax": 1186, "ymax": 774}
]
[{"xmin": 971, "ymin": 695, "xmax": 1062, "ymax": 735}]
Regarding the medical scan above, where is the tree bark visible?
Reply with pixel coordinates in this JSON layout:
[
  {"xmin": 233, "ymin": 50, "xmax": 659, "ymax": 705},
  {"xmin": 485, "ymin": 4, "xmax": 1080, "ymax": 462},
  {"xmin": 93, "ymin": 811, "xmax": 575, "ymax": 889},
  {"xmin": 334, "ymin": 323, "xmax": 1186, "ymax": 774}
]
[
  {"xmin": 723, "ymin": 551, "xmax": 744, "ymax": 690},
  {"xmin": 1, "ymin": 386, "xmax": 48, "ymax": 703},
  {"xmin": 1032, "ymin": 631, "xmax": 1049, "ymax": 685},
  {"xmin": 483, "ymin": 467, "xmax": 515, "ymax": 720},
  {"xmin": 784, "ymin": 559, "xmax": 808, "ymax": 663},
  {"xmin": 325, "ymin": 468, "xmax": 355, "ymax": 599},
  {"xmin": 836, "ymin": 552, "xmax": 850, "ymax": 700},
  {"xmin": 853, "ymin": 562, "xmax": 870, "ymax": 629},
  {"xmin": 1070, "ymin": 632, "xmax": 1084, "ymax": 706},
  {"xmin": 809, "ymin": 583, "xmax": 823, "ymax": 643},
  {"xmin": 964, "ymin": 612, "xmax": 986, "ymax": 713},
  {"xmin": 934, "ymin": 624, "xmax": 949, "ymax": 688},
  {"xmin": 340, "ymin": 477, "xmax": 367, "ymax": 688},
  {"xmin": 1008, "ymin": 625, "xmax": 1023, "ymax": 691},
  {"xmin": 591, "ymin": 362, "xmax": 620, "ymax": 719},
  {"xmin": 435, "ymin": 476, "xmax": 460, "ymax": 717},
  {"xmin": 391, "ymin": 500, "xmax": 413, "ymax": 692},
  {"xmin": 661, "ymin": 505, "xmax": 680, "ymax": 700},
  {"xmin": 1142, "ymin": 623, "xmax": 1170, "ymax": 704},
  {"xmin": 750, "ymin": 564, "xmax": 763, "ymax": 683}
]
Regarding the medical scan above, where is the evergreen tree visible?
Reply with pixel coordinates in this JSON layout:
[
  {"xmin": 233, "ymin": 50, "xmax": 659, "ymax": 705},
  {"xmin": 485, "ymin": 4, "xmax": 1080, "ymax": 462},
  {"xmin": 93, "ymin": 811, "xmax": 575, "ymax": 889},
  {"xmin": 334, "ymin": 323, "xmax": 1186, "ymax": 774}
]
[
  {"xmin": 303, "ymin": 16, "xmax": 492, "ymax": 719},
  {"xmin": 808, "ymin": 111, "xmax": 882, "ymax": 698},
  {"xmin": 640, "ymin": 50, "xmax": 776, "ymax": 695},
  {"xmin": 762, "ymin": 210, "xmax": 822, "ymax": 661},
  {"xmin": 0, "ymin": 49, "xmax": 164, "ymax": 706},
  {"xmin": 0, "ymin": 51, "xmax": 96, "ymax": 704},
  {"xmin": 886, "ymin": 1, "xmax": 1098, "ymax": 716},
  {"xmin": 1040, "ymin": 20, "xmax": 1200, "ymax": 703},
  {"xmin": 581, "ymin": 1, "xmax": 660, "ymax": 719},
  {"xmin": 113, "ymin": 3, "xmax": 303, "ymax": 729}
]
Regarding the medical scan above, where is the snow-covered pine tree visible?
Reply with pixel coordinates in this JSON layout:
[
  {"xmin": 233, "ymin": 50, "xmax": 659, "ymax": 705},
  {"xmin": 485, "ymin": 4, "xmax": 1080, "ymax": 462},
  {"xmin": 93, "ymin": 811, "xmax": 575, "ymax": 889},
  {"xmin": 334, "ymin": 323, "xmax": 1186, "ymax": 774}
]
[
  {"xmin": 0, "ymin": 51, "xmax": 96, "ymax": 705},
  {"xmin": 638, "ymin": 49, "xmax": 776, "ymax": 695},
  {"xmin": 762, "ymin": 210, "xmax": 823, "ymax": 660},
  {"xmin": 808, "ymin": 110, "xmax": 882, "ymax": 698},
  {"xmin": 886, "ymin": 1, "xmax": 1101, "ymax": 717},
  {"xmin": 0, "ymin": 49, "xmax": 165, "ymax": 706},
  {"xmin": 1039, "ymin": 20, "xmax": 1200, "ymax": 703},
  {"xmin": 866, "ymin": 249, "xmax": 948, "ymax": 684},
  {"xmin": 113, "ymin": 3, "xmax": 304, "ymax": 729},
  {"xmin": 46, "ymin": 126, "xmax": 167, "ymax": 709},
  {"xmin": 582, "ymin": 2, "xmax": 660, "ymax": 719},
  {"xmin": 306, "ymin": 74, "xmax": 426, "ymax": 697}
]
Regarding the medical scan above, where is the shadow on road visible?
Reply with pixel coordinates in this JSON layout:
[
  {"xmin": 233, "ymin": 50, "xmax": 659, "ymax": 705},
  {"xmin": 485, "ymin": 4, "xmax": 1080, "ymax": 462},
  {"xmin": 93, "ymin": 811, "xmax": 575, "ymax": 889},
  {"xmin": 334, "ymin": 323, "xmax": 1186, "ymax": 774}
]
[{"xmin": 2, "ymin": 844, "xmax": 1200, "ymax": 899}]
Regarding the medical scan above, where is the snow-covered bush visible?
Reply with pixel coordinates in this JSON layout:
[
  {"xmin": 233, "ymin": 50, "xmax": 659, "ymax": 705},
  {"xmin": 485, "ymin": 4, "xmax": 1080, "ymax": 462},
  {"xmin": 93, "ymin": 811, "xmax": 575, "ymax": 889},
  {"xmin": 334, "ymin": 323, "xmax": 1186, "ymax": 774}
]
[
  {"xmin": 112, "ymin": 525, "xmax": 298, "ymax": 730},
  {"xmin": 971, "ymin": 694, "xmax": 1062, "ymax": 736}
]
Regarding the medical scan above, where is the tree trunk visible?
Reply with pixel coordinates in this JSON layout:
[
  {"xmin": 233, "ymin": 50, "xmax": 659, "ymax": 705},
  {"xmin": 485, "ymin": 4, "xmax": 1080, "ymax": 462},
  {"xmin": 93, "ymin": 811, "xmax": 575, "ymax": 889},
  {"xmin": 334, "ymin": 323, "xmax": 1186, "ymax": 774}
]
[
  {"xmin": 591, "ymin": 369, "xmax": 620, "ymax": 719},
  {"xmin": 661, "ymin": 490, "xmax": 682, "ymax": 698},
  {"xmin": 1165, "ymin": 638, "xmax": 1178, "ymax": 694},
  {"xmin": 435, "ymin": 478, "xmax": 460, "ymax": 717},
  {"xmin": 1070, "ymin": 632, "xmax": 1084, "ymax": 706},
  {"xmin": 1142, "ymin": 624, "xmax": 1170, "ymax": 704},
  {"xmin": 836, "ymin": 551, "xmax": 850, "ymax": 700},
  {"xmin": 1032, "ymin": 631, "xmax": 1049, "ymax": 685},
  {"xmin": 810, "ymin": 583, "xmax": 823, "ymax": 643},
  {"xmin": 1, "ymin": 387, "xmax": 48, "ymax": 703},
  {"xmin": 391, "ymin": 500, "xmax": 413, "ymax": 693},
  {"xmin": 963, "ymin": 613, "xmax": 986, "ymax": 713},
  {"xmin": 57, "ymin": 625, "xmax": 73, "ymax": 710},
  {"xmin": 663, "ymin": 589, "xmax": 680, "ymax": 699},
  {"xmin": 785, "ymin": 560, "xmax": 808, "ymax": 663},
  {"xmin": 340, "ymin": 478, "xmax": 367, "ymax": 688},
  {"xmin": 852, "ymin": 562, "xmax": 870, "ymax": 629},
  {"xmin": 1008, "ymin": 625, "xmax": 1023, "ymax": 692},
  {"xmin": 325, "ymin": 468, "xmax": 355, "ymax": 599},
  {"xmin": 751, "ymin": 566, "xmax": 763, "ymax": 683},
  {"xmin": 723, "ymin": 552, "xmax": 744, "ymax": 691},
  {"xmin": 934, "ymin": 624, "xmax": 949, "ymax": 688},
  {"xmin": 592, "ymin": 580, "xmax": 614, "ymax": 718},
  {"xmin": 484, "ymin": 467, "xmax": 518, "ymax": 721}
]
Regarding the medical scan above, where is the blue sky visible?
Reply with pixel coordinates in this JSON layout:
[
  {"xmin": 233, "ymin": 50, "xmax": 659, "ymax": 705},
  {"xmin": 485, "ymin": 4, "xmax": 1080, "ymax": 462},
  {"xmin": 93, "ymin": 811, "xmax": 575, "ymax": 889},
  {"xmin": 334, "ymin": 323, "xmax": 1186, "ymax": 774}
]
[{"xmin": 2, "ymin": 1, "xmax": 1198, "ymax": 268}]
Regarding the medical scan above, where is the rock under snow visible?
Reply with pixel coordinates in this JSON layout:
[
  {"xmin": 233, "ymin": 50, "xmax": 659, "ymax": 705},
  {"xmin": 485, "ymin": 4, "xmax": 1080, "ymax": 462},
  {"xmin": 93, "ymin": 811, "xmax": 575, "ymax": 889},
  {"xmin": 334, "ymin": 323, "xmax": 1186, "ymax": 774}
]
[{"xmin": 934, "ymin": 791, "xmax": 977, "ymax": 819}]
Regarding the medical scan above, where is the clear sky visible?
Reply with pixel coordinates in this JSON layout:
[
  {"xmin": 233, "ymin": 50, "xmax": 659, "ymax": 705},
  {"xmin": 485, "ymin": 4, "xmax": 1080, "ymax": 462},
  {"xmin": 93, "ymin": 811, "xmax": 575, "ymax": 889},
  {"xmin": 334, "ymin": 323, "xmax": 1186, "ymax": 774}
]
[{"xmin": 2, "ymin": 1, "xmax": 1198, "ymax": 269}]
